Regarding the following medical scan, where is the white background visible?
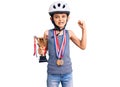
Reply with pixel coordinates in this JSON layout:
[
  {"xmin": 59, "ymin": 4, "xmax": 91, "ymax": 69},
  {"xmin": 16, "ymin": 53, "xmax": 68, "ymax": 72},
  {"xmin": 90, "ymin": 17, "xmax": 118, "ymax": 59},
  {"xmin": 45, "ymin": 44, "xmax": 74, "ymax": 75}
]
[{"xmin": 0, "ymin": 0, "xmax": 120, "ymax": 87}]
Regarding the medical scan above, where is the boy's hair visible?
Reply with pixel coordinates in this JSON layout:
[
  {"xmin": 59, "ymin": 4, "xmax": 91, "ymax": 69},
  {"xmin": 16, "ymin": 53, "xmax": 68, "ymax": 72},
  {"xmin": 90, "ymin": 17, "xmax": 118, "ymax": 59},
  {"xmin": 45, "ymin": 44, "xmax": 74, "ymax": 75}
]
[{"xmin": 48, "ymin": 1, "xmax": 70, "ymax": 17}]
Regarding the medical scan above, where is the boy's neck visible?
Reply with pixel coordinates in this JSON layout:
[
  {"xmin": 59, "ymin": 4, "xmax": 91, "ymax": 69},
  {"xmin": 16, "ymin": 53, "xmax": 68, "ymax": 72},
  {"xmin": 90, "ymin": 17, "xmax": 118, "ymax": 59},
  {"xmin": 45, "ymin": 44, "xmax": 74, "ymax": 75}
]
[{"xmin": 55, "ymin": 30, "xmax": 64, "ymax": 36}]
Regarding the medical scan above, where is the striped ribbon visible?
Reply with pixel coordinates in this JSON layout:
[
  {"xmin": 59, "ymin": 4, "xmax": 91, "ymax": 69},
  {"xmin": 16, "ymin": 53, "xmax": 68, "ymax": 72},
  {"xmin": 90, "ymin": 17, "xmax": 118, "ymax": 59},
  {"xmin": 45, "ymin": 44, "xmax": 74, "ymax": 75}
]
[
  {"xmin": 33, "ymin": 37, "xmax": 37, "ymax": 57},
  {"xmin": 53, "ymin": 30, "xmax": 66, "ymax": 59}
]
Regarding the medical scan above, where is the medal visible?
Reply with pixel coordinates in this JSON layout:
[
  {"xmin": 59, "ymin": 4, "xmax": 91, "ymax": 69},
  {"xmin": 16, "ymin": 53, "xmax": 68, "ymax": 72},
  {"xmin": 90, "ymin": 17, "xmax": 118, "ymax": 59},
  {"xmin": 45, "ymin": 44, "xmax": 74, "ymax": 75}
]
[
  {"xmin": 56, "ymin": 59, "xmax": 64, "ymax": 66},
  {"xmin": 53, "ymin": 30, "xmax": 66, "ymax": 66}
]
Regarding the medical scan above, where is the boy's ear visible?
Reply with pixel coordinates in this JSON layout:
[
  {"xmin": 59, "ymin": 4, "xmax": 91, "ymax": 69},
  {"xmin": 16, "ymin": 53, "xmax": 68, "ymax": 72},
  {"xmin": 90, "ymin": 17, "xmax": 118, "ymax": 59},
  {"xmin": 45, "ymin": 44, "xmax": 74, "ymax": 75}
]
[
  {"xmin": 68, "ymin": 16, "xmax": 70, "ymax": 20},
  {"xmin": 50, "ymin": 17, "xmax": 52, "ymax": 20}
]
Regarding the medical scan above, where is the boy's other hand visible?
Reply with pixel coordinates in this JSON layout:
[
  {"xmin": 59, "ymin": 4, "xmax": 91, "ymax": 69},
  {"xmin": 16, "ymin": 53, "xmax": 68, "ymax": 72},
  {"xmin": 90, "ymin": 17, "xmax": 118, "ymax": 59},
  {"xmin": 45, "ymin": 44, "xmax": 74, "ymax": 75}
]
[{"xmin": 78, "ymin": 20, "xmax": 86, "ymax": 30}]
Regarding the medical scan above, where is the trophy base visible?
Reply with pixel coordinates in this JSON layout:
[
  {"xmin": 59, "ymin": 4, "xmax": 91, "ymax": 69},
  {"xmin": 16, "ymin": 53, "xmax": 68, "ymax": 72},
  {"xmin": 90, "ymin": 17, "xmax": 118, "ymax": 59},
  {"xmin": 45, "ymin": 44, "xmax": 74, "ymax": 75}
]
[{"xmin": 39, "ymin": 56, "xmax": 47, "ymax": 63}]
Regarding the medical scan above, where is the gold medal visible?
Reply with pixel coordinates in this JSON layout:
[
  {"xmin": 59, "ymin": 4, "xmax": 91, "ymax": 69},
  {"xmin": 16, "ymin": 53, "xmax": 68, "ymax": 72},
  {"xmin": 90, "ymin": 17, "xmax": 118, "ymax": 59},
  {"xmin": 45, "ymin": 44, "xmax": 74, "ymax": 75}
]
[{"xmin": 56, "ymin": 59, "xmax": 64, "ymax": 66}]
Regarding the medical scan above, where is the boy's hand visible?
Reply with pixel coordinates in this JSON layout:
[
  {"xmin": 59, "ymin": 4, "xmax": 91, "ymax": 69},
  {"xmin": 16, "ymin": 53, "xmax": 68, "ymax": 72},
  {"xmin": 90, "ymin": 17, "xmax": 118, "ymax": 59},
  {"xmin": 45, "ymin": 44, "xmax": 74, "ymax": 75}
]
[{"xmin": 78, "ymin": 20, "xmax": 86, "ymax": 30}]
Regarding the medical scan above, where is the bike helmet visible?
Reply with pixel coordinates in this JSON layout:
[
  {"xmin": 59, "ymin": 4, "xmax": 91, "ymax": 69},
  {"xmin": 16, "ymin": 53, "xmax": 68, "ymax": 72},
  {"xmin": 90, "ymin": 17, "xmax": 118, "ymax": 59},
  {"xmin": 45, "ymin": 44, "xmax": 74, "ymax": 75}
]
[{"xmin": 49, "ymin": 1, "xmax": 70, "ymax": 16}]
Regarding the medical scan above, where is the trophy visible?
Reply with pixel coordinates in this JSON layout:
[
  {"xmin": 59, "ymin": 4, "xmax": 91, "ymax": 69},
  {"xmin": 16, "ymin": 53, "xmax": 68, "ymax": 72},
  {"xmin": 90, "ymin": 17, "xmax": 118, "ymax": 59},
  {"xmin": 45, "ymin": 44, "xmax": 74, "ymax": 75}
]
[{"xmin": 34, "ymin": 36, "xmax": 47, "ymax": 63}]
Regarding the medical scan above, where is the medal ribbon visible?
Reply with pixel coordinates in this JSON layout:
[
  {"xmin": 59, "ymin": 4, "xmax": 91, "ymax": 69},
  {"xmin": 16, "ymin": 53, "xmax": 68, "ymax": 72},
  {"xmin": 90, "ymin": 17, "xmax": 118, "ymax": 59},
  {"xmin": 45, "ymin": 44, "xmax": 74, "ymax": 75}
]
[
  {"xmin": 33, "ymin": 37, "xmax": 36, "ymax": 56},
  {"xmin": 33, "ymin": 37, "xmax": 38, "ymax": 57},
  {"xmin": 53, "ymin": 30, "xmax": 66, "ymax": 59}
]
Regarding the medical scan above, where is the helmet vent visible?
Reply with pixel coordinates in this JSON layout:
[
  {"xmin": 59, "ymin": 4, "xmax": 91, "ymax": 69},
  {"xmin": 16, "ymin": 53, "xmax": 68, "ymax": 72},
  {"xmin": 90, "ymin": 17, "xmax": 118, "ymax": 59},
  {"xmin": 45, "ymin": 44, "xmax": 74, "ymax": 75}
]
[
  {"xmin": 58, "ymin": 3, "xmax": 61, "ymax": 7},
  {"xmin": 62, "ymin": 4, "xmax": 65, "ymax": 8},
  {"xmin": 53, "ymin": 5, "xmax": 56, "ymax": 9}
]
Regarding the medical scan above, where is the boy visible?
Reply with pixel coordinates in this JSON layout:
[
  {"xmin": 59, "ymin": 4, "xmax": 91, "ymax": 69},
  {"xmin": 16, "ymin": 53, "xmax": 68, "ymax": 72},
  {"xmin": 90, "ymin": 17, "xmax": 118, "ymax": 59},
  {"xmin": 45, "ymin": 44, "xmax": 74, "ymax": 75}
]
[{"xmin": 39, "ymin": 1, "xmax": 87, "ymax": 87}]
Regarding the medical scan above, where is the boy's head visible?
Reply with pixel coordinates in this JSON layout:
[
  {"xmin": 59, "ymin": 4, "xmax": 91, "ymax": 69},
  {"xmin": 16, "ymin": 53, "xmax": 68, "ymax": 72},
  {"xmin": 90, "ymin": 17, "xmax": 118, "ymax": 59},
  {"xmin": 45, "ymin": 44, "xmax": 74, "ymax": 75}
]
[{"xmin": 48, "ymin": 1, "xmax": 70, "ymax": 31}]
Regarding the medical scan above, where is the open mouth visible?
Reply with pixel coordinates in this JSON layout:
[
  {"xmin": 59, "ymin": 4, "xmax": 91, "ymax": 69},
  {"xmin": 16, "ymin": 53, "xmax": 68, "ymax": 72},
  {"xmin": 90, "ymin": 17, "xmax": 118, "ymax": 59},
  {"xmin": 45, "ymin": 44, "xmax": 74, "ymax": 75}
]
[{"xmin": 58, "ymin": 22, "xmax": 64, "ymax": 25}]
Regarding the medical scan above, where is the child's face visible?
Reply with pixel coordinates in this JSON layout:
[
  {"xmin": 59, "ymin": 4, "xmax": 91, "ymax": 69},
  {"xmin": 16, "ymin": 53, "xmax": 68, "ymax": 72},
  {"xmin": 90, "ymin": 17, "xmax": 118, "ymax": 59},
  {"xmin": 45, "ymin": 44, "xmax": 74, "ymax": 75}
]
[{"xmin": 52, "ymin": 13, "xmax": 68, "ymax": 29}]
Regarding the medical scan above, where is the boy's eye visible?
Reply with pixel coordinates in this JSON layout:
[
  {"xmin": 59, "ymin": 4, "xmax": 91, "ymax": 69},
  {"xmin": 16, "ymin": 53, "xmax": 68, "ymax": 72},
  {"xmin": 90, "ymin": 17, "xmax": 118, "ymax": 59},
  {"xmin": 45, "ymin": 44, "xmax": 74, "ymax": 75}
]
[
  {"xmin": 54, "ymin": 14, "xmax": 67, "ymax": 19},
  {"xmin": 55, "ymin": 16, "xmax": 59, "ymax": 18},
  {"xmin": 54, "ymin": 15, "xmax": 59, "ymax": 18},
  {"xmin": 62, "ymin": 15, "xmax": 65, "ymax": 18}
]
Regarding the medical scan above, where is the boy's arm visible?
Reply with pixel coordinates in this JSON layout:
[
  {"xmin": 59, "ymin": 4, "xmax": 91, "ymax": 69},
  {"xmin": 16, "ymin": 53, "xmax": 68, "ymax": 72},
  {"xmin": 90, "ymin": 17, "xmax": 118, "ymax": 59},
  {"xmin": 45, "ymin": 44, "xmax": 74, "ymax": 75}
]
[{"xmin": 69, "ymin": 20, "xmax": 87, "ymax": 50}]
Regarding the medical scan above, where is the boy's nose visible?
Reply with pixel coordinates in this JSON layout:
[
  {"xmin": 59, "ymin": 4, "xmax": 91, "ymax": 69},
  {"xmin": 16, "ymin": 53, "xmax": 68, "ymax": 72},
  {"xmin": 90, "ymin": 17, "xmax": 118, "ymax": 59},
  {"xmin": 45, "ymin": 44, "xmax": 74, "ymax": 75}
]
[{"xmin": 59, "ymin": 17, "xmax": 62, "ymax": 21}]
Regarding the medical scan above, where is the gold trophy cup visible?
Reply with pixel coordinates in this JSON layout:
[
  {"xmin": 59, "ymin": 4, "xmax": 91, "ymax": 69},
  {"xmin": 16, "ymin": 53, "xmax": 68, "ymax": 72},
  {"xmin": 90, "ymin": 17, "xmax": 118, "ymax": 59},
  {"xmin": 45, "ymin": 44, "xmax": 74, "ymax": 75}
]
[{"xmin": 35, "ymin": 36, "xmax": 47, "ymax": 62}]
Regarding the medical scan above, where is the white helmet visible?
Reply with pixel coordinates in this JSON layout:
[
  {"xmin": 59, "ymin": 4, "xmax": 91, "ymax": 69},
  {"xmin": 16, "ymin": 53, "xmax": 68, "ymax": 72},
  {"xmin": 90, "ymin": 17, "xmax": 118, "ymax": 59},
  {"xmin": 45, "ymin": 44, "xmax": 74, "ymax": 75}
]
[{"xmin": 49, "ymin": 1, "xmax": 70, "ymax": 16}]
